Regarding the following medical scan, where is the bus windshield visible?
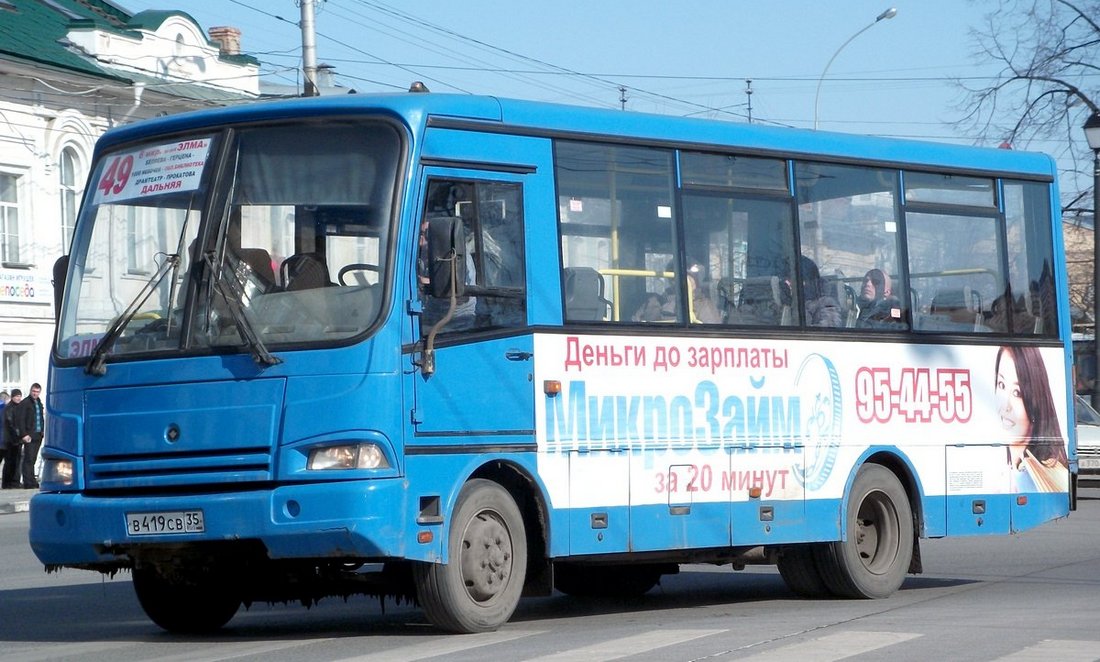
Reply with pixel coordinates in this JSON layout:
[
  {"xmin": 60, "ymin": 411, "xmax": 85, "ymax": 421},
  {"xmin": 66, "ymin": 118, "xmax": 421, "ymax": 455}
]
[{"xmin": 57, "ymin": 121, "xmax": 402, "ymax": 363}]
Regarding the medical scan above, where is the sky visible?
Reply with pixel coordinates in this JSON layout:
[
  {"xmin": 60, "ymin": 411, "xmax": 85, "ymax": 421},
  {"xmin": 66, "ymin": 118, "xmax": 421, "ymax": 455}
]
[{"xmin": 114, "ymin": 1, "xmax": 1090, "ymax": 191}]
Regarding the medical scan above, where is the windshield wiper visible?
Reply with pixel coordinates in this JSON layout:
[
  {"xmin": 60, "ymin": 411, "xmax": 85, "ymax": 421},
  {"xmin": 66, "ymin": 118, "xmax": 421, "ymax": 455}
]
[
  {"xmin": 85, "ymin": 253, "xmax": 180, "ymax": 376},
  {"xmin": 202, "ymin": 251, "xmax": 282, "ymax": 367}
]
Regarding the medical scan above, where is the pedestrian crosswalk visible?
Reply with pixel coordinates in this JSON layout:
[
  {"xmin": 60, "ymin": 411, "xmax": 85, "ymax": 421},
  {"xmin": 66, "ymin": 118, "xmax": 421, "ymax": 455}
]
[
  {"xmin": 6, "ymin": 628, "xmax": 1100, "ymax": 661},
  {"xmin": 331, "ymin": 629, "xmax": 1100, "ymax": 662}
]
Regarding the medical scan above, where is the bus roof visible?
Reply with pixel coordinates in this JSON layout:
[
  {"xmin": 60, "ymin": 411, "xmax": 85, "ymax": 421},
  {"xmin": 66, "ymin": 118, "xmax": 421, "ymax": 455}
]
[{"xmin": 97, "ymin": 92, "xmax": 1057, "ymax": 179}]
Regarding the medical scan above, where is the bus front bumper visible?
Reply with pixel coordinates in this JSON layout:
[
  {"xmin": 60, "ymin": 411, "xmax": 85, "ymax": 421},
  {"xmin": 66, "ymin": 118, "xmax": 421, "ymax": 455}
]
[{"xmin": 29, "ymin": 479, "xmax": 408, "ymax": 567}]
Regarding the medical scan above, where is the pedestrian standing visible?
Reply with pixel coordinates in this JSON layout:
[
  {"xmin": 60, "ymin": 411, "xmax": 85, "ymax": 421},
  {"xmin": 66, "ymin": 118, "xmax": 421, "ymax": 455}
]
[
  {"xmin": 22, "ymin": 383, "xmax": 44, "ymax": 489},
  {"xmin": 0, "ymin": 391, "xmax": 8, "ymax": 482},
  {"xmin": 2, "ymin": 389, "xmax": 25, "ymax": 489}
]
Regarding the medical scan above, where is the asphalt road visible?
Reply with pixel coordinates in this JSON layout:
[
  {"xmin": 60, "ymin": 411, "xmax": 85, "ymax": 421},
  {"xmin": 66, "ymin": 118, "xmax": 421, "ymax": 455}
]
[{"xmin": 3, "ymin": 489, "xmax": 1100, "ymax": 661}]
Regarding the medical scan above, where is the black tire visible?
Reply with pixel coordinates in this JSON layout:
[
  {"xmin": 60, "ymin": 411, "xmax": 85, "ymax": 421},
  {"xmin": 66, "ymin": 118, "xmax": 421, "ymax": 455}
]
[
  {"xmin": 776, "ymin": 544, "xmax": 832, "ymax": 598},
  {"xmin": 413, "ymin": 479, "xmax": 527, "ymax": 633},
  {"xmin": 814, "ymin": 464, "xmax": 913, "ymax": 599},
  {"xmin": 554, "ymin": 563, "xmax": 664, "ymax": 598},
  {"xmin": 131, "ymin": 564, "xmax": 240, "ymax": 634}
]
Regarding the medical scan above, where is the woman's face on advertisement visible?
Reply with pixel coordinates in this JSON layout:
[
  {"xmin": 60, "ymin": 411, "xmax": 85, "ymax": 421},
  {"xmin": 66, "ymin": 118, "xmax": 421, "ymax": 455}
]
[{"xmin": 996, "ymin": 352, "xmax": 1031, "ymax": 442}]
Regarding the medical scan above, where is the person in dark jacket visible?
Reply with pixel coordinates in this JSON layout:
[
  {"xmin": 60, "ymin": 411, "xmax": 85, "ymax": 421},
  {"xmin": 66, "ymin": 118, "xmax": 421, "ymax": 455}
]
[
  {"xmin": 1, "ymin": 389, "xmax": 28, "ymax": 489},
  {"xmin": 800, "ymin": 256, "xmax": 842, "ymax": 327},
  {"xmin": 21, "ymin": 383, "xmax": 44, "ymax": 489},
  {"xmin": 856, "ymin": 268, "xmax": 904, "ymax": 328}
]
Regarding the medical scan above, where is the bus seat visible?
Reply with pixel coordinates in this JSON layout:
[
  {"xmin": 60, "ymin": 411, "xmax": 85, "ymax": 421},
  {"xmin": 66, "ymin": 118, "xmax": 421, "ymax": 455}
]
[
  {"xmin": 908, "ymin": 288, "xmax": 922, "ymax": 328},
  {"xmin": 563, "ymin": 266, "xmax": 611, "ymax": 321},
  {"xmin": 238, "ymin": 247, "xmax": 275, "ymax": 289},
  {"xmin": 281, "ymin": 252, "xmax": 333, "ymax": 291},
  {"xmin": 732, "ymin": 276, "xmax": 790, "ymax": 326},
  {"xmin": 926, "ymin": 286, "xmax": 982, "ymax": 331}
]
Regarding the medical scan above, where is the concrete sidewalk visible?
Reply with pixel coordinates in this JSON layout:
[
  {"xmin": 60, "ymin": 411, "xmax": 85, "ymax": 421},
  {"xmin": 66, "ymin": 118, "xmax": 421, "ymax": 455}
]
[{"xmin": 0, "ymin": 488, "xmax": 37, "ymax": 514}]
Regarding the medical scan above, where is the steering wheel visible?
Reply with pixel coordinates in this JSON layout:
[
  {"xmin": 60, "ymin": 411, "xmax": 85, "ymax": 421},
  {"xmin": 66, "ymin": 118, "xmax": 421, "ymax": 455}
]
[{"xmin": 338, "ymin": 263, "xmax": 379, "ymax": 286}]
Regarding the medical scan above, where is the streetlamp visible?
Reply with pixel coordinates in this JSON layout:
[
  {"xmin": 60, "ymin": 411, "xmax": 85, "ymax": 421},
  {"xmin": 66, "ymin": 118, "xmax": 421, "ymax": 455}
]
[
  {"xmin": 813, "ymin": 7, "xmax": 898, "ymax": 130},
  {"xmin": 1083, "ymin": 111, "xmax": 1100, "ymax": 408}
]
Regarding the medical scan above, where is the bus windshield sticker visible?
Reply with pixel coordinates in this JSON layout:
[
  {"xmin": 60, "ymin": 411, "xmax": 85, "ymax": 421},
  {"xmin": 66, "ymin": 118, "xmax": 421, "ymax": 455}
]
[{"xmin": 92, "ymin": 137, "xmax": 213, "ymax": 205}]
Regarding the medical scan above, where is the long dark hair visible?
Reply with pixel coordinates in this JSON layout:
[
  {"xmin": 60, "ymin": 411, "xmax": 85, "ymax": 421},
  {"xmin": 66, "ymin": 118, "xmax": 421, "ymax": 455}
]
[{"xmin": 995, "ymin": 346, "xmax": 1067, "ymax": 466}]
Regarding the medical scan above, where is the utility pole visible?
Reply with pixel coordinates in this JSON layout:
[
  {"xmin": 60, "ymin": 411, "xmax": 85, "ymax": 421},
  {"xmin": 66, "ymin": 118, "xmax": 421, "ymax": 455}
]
[
  {"xmin": 300, "ymin": 0, "xmax": 319, "ymax": 97},
  {"xmin": 745, "ymin": 79, "xmax": 753, "ymax": 123},
  {"xmin": 619, "ymin": 86, "xmax": 628, "ymax": 110}
]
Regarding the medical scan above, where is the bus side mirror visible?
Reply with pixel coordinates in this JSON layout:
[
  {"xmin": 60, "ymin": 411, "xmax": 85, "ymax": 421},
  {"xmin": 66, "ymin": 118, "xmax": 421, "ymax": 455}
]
[
  {"xmin": 52, "ymin": 254, "xmax": 69, "ymax": 323},
  {"xmin": 426, "ymin": 215, "xmax": 466, "ymax": 298}
]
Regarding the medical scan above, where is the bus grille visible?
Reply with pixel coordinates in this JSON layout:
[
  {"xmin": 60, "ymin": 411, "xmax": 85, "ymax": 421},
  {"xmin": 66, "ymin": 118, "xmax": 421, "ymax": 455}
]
[{"xmin": 86, "ymin": 447, "xmax": 273, "ymax": 489}]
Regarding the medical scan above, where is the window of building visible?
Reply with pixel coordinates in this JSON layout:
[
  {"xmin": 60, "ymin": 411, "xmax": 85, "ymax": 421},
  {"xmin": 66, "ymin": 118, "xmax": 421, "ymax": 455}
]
[
  {"xmin": 0, "ymin": 172, "xmax": 22, "ymax": 265},
  {"xmin": 1, "ymin": 346, "xmax": 28, "ymax": 394},
  {"xmin": 59, "ymin": 146, "xmax": 81, "ymax": 251}
]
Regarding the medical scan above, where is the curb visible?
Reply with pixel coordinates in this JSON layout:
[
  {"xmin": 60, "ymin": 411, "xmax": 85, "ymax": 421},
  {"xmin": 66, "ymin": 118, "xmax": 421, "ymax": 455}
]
[
  {"xmin": 0, "ymin": 490, "xmax": 37, "ymax": 515},
  {"xmin": 0, "ymin": 499, "xmax": 30, "ymax": 514}
]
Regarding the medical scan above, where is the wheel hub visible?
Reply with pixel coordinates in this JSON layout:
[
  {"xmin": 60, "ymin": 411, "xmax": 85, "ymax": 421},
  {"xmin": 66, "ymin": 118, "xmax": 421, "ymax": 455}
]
[{"xmin": 460, "ymin": 511, "xmax": 513, "ymax": 602}]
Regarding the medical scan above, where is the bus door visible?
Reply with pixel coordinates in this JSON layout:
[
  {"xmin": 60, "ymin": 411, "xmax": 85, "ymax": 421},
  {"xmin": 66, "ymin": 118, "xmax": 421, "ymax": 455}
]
[{"xmin": 407, "ymin": 161, "xmax": 535, "ymax": 446}]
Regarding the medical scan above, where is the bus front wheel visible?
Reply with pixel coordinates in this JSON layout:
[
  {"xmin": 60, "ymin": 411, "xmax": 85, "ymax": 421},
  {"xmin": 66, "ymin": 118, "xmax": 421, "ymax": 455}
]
[
  {"xmin": 131, "ymin": 563, "xmax": 241, "ymax": 633},
  {"xmin": 814, "ymin": 463, "xmax": 913, "ymax": 599},
  {"xmin": 413, "ymin": 479, "xmax": 528, "ymax": 633}
]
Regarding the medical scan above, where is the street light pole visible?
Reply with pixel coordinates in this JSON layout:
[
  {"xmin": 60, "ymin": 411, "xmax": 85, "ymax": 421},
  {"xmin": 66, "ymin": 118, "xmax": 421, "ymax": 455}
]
[
  {"xmin": 1084, "ymin": 112, "xmax": 1100, "ymax": 409},
  {"xmin": 300, "ymin": 0, "xmax": 319, "ymax": 97},
  {"xmin": 813, "ymin": 7, "xmax": 897, "ymax": 130}
]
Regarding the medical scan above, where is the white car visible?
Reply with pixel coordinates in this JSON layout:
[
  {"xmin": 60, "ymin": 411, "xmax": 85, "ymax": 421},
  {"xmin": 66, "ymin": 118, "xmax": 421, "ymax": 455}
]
[{"xmin": 1075, "ymin": 395, "xmax": 1100, "ymax": 477}]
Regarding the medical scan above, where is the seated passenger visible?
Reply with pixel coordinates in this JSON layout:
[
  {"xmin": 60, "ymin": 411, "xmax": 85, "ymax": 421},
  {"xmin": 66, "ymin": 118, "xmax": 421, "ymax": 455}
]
[
  {"xmin": 685, "ymin": 261, "xmax": 723, "ymax": 324},
  {"xmin": 632, "ymin": 260, "xmax": 721, "ymax": 324},
  {"xmin": 856, "ymin": 268, "xmax": 904, "ymax": 328},
  {"xmin": 986, "ymin": 292, "xmax": 1037, "ymax": 334},
  {"xmin": 631, "ymin": 292, "xmax": 666, "ymax": 322},
  {"xmin": 800, "ymin": 256, "xmax": 842, "ymax": 327}
]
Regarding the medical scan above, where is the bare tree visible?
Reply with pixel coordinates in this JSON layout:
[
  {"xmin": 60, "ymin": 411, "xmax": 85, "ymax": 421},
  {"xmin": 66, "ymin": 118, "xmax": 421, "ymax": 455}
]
[
  {"xmin": 956, "ymin": 0, "xmax": 1099, "ymax": 321},
  {"xmin": 957, "ymin": 0, "xmax": 1098, "ymax": 211}
]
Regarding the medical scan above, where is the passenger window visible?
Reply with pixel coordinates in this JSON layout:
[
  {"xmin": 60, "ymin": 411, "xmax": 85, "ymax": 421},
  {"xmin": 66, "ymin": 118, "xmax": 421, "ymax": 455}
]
[
  {"xmin": 999, "ymin": 181, "xmax": 1058, "ymax": 336},
  {"xmin": 555, "ymin": 141, "xmax": 678, "ymax": 323},
  {"xmin": 795, "ymin": 163, "xmax": 906, "ymax": 330},
  {"xmin": 680, "ymin": 152, "xmax": 795, "ymax": 327},
  {"xmin": 906, "ymin": 211, "xmax": 1003, "ymax": 333},
  {"xmin": 680, "ymin": 194, "xmax": 797, "ymax": 326},
  {"xmin": 418, "ymin": 178, "xmax": 526, "ymax": 335},
  {"xmin": 904, "ymin": 172, "xmax": 995, "ymax": 207}
]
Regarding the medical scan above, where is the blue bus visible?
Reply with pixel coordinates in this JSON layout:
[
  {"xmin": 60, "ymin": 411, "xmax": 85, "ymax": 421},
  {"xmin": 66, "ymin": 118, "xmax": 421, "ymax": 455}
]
[{"xmin": 31, "ymin": 92, "xmax": 1075, "ymax": 634}]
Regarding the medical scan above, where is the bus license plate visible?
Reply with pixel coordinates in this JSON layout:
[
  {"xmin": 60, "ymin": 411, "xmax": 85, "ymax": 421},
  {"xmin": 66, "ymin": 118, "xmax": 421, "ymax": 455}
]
[
  {"xmin": 1081, "ymin": 458, "xmax": 1100, "ymax": 470},
  {"xmin": 126, "ymin": 510, "xmax": 205, "ymax": 536}
]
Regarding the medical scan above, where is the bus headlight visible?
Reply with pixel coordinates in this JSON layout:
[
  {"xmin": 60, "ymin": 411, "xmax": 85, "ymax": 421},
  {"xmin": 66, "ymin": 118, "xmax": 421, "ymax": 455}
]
[
  {"xmin": 42, "ymin": 458, "xmax": 75, "ymax": 486},
  {"xmin": 307, "ymin": 443, "xmax": 389, "ymax": 470}
]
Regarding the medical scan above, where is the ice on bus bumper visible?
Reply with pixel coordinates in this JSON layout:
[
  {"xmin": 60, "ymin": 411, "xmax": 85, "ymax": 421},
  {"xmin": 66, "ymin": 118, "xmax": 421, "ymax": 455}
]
[{"xmin": 307, "ymin": 443, "xmax": 389, "ymax": 470}]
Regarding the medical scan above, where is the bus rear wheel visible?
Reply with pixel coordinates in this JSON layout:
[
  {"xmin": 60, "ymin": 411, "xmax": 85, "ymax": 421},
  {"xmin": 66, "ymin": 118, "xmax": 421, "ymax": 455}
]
[
  {"xmin": 814, "ymin": 463, "xmax": 913, "ymax": 599},
  {"xmin": 413, "ymin": 479, "xmax": 527, "ymax": 633},
  {"xmin": 776, "ymin": 545, "xmax": 832, "ymax": 598},
  {"xmin": 131, "ymin": 563, "xmax": 241, "ymax": 633}
]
